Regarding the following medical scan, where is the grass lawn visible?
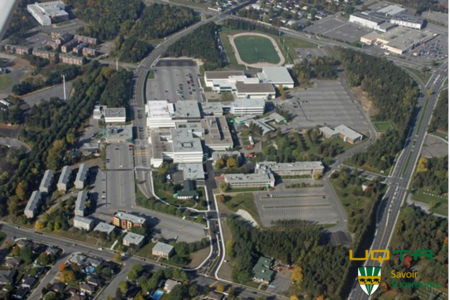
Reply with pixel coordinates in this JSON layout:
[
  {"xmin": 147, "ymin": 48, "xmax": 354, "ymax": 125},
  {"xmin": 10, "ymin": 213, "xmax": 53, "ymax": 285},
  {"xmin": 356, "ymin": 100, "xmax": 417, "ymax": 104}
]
[
  {"xmin": 200, "ymin": 78, "xmax": 212, "ymax": 92},
  {"xmin": 234, "ymin": 36, "xmax": 280, "ymax": 64},
  {"xmin": 169, "ymin": 0, "xmax": 210, "ymax": 8},
  {"xmin": 373, "ymin": 121, "xmax": 394, "ymax": 132},
  {"xmin": 405, "ymin": 67, "xmax": 431, "ymax": 84},
  {"xmin": 152, "ymin": 174, "xmax": 206, "ymax": 208},
  {"xmin": 412, "ymin": 188, "xmax": 448, "ymax": 216},
  {"xmin": 330, "ymin": 178, "xmax": 377, "ymax": 233},
  {"xmin": 430, "ymin": 131, "xmax": 448, "ymax": 141},
  {"xmin": 222, "ymin": 193, "xmax": 261, "ymax": 225},
  {"xmin": 147, "ymin": 70, "xmax": 155, "ymax": 79},
  {"xmin": 43, "ymin": 228, "xmax": 100, "ymax": 245},
  {"xmin": 0, "ymin": 74, "xmax": 13, "ymax": 90},
  {"xmin": 135, "ymin": 241, "xmax": 157, "ymax": 260}
]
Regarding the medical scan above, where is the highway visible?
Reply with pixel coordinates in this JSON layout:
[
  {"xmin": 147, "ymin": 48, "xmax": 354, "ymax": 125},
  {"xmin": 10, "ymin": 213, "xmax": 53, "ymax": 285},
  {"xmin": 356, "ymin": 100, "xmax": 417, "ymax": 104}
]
[{"xmin": 349, "ymin": 61, "xmax": 448, "ymax": 300}]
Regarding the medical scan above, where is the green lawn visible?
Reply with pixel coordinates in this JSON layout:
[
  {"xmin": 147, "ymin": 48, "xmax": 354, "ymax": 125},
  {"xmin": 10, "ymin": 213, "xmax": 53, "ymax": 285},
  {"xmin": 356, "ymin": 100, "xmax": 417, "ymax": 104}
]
[
  {"xmin": 0, "ymin": 74, "xmax": 13, "ymax": 91},
  {"xmin": 373, "ymin": 121, "xmax": 394, "ymax": 132},
  {"xmin": 147, "ymin": 70, "xmax": 155, "ymax": 79},
  {"xmin": 430, "ymin": 131, "xmax": 448, "ymax": 142},
  {"xmin": 169, "ymin": 0, "xmax": 210, "ymax": 8},
  {"xmin": 223, "ymin": 193, "xmax": 261, "ymax": 226},
  {"xmin": 412, "ymin": 188, "xmax": 448, "ymax": 216},
  {"xmin": 234, "ymin": 36, "xmax": 280, "ymax": 64},
  {"xmin": 405, "ymin": 67, "xmax": 431, "ymax": 84}
]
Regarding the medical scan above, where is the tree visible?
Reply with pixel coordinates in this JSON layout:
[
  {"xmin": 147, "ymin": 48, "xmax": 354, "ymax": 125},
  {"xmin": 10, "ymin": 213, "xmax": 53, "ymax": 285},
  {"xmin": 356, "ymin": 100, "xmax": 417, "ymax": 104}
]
[
  {"xmin": 11, "ymin": 245, "xmax": 20, "ymax": 256},
  {"xmin": 20, "ymin": 245, "xmax": 33, "ymax": 264},
  {"xmin": 7, "ymin": 196, "xmax": 18, "ymax": 217},
  {"xmin": 128, "ymin": 269, "xmax": 138, "ymax": 281},
  {"xmin": 226, "ymin": 157, "xmax": 237, "ymax": 168},
  {"xmin": 134, "ymin": 295, "xmax": 145, "ymax": 300},
  {"xmin": 60, "ymin": 270, "xmax": 76, "ymax": 283},
  {"xmin": 216, "ymin": 284, "xmax": 225, "ymax": 292},
  {"xmin": 316, "ymin": 296, "xmax": 324, "ymax": 300},
  {"xmin": 216, "ymin": 194, "xmax": 225, "ymax": 203},
  {"xmin": 15, "ymin": 181, "xmax": 27, "ymax": 200},
  {"xmin": 215, "ymin": 158, "xmax": 225, "ymax": 170},
  {"xmin": 59, "ymin": 264, "xmax": 66, "ymax": 271},
  {"xmin": 35, "ymin": 220, "xmax": 45, "ymax": 230},
  {"xmin": 114, "ymin": 252, "xmax": 122, "ymax": 263},
  {"xmin": 4, "ymin": 240, "xmax": 12, "ymax": 249},
  {"xmin": 219, "ymin": 182, "xmax": 229, "ymax": 192},
  {"xmin": 291, "ymin": 296, "xmax": 299, "ymax": 300},
  {"xmin": 278, "ymin": 84, "xmax": 285, "ymax": 98},
  {"xmin": 119, "ymin": 281, "xmax": 128, "ymax": 293},
  {"xmin": 169, "ymin": 284, "xmax": 187, "ymax": 300},
  {"xmin": 189, "ymin": 284, "xmax": 199, "ymax": 298},
  {"xmin": 38, "ymin": 252, "xmax": 49, "ymax": 265},
  {"xmin": 228, "ymin": 286, "xmax": 235, "ymax": 298},
  {"xmin": 291, "ymin": 267, "xmax": 303, "ymax": 285}
]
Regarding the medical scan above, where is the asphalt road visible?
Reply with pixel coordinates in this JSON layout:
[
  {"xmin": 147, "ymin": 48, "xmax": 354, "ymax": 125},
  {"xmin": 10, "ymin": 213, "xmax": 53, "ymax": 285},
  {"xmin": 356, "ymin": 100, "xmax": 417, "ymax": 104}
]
[{"xmin": 349, "ymin": 61, "xmax": 448, "ymax": 300}]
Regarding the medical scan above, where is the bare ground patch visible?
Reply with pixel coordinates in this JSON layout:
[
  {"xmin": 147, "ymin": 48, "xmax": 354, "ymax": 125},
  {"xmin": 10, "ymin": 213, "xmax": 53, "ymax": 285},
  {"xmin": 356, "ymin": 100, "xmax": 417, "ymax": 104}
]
[
  {"xmin": 351, "ymin": 86, "xmax": 377, "ymax": 118},
  {"xmin": 188, "ymin": 246, "xmax": 210, "ymax": 268}
]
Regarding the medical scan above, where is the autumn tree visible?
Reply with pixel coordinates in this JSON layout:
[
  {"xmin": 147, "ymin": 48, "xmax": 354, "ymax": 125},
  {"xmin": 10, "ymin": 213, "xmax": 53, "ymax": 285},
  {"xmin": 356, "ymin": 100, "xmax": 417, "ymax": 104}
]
[
  {"xmin": 291, "ymin": 266, "xmax": 303, "ymax": 285},
  {"xmin": 59, "ymin": 264, "xmax": 66, "ymax": 271},
  {"xmin": 219, "ymin": 182, "xmax": 229, "ymax": 192},
  {"xmin": 215, "ymin": 158, "xmax": 225, "ymax": 170},
  {"xmin": 381, "ymin": 281, "xmax": 389, "ymax": 292},
  {"xmin": 119, "ymin": 281, "xmax": 128, "ymax": 293},
  {"xmin": 15, "ymin": 181, "xmax": 27, "ymax": 200},
  {"xmin": 316, "ymin": 296, "xmax": 324, "ymax": 300},
  {"xmin": 7, "ymin": 196, "xmax": 19, "ymax": 217},
  {"xmin": 416, "ymin": 157, "xmax": 428, "ymax": 173},
  {"xmin": 35, "ymin": 220, "xmax": 45, "ymax": 230},
  {"xmin": 290, "ymin": 295, "xmax": 299, "ymax": 300},
  {"xmin": 12, "ymin": 245, "xmax": 20, "ymax": 256},
  {"xmin": 216, "ymin": 284, "xmax": 225, "ymax": 292},
  {"xmin": 60, "ymin": 270, "xmax": 76, "ymax": 283},
  {"xmin": 216, "ymin": 194, "xmax": 225, "ymax": 203},
  {"xmin": 226, "ymin": 157, "xmax": 237, "ymax": 168},
  {"xmin": 47, "ymin": 139, "xmax": 66, "ymax": 170},
  {"xmin": 114, "ymin": 252, "xmax": 122, "ymax": 263}
]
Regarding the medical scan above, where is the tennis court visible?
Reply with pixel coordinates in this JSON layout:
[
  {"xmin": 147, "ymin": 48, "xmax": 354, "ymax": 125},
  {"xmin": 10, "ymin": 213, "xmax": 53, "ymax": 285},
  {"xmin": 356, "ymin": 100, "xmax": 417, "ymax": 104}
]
[{"xmin": 234, "ymin": 36, "xmax": 280, "ymax": 64}]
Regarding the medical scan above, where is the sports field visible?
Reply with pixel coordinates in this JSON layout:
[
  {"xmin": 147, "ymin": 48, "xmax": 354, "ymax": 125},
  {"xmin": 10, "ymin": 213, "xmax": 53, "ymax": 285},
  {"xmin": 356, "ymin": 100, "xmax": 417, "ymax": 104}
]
[
  {"xmin": 234, "ymin": 36, "xmax": 280, "ymax": 64},
  {"xmin": 373, "ymin": 121, "xmax": 394, "ymax": 132}
]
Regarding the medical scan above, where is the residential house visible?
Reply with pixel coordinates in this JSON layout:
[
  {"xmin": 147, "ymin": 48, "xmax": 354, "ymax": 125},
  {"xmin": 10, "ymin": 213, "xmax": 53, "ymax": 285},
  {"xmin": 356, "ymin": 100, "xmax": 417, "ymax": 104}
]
[
  {"xmin": 12, "ymin": 287, "xmax": 28, "ymax": 299},
  {"xmin": 21, "ymin": 276, "xmax": 36, "ymax": 289},
  {"xmin": 69, "ymin": 295, "xmax": 86, "ymax": 300},
  {"xmin": 16, "ymin": 239, "xmax": 31, "ymax": 249},
  {"xmin": 86, "ymin": 275, "xmax": 103, "ymax": 287},
  {"xmin": 0, "ymin": 270, "xmax": 16, "ymax": 285},
  {"xmin": 69, "ymin": 253, "xmax": 86, "ymax": 265},
  {"xmin": 4, "ymin": 256, "xmax": 22, "ymax": 268},
  {"xmin": 80, "ymin": 283, "xmax": 96, "ymax": 295},
  {"xmin": 203, "ymin": 291, "xmax": 224, "ymax": 300},
  {"xmin": 85, "ymin": 257, "xmax": 103, "ymax": 268},
  {"xmin": 45, "ymin": 246, "xmax": 61, "ymax": 256},
  {"xmin": 164, "ymin": 279, "xmax": 180, "ymax": 293},
  {"xmin": 51, "ymin": 282, "xmax": 66, "ymax": 293}
]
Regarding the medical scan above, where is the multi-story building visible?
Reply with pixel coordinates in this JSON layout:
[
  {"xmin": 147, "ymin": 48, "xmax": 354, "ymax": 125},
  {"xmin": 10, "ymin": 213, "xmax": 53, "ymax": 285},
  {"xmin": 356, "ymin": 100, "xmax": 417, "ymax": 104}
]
[
  {"xmin": 75, "ymin": 190, "xmax": 88, "ymax": 217},
  {"xmin": 4, "ymin": 45, "xmax": 32, "ymax": 55},
  {"xmin": 73, "ymin": 216, "xmax": 94, "ymax": 231},
  {"xmin": 32, "ymin": 49, "xmax": 57, "ymax": 60},
  {"xmin": 230, "ymin": 98, "xmax": 266, "ymax": 116},
  {"xmin": 74, "ymin": 35, "xmax": 98, "ymax": 45},
  {"xmin": 61, "ymin": 39, "xmax": 78, "ymax": 53},
  {"xmin": 145, "ymin": 100, "xmax": 201, "ymax": 129},
  {"xmin": 73, "ymin": 42, "xmax": 89, "ymax": 54},
  {"xmin": 256, "ymin": 161, "xmax": 324, "ymax": 177},
  {"xmin": 59, "ymin": 54, "xmax": 86, "ymax": 65},
  {"xmin": 27, "ymin": 1, "xmax": 68, "ymax": 26},
  {"xmin": 123, "ymin": 232, "xmax": 145, "ymax": 248},
  {"xmin": 74, "ymin": 164, "xmax": 88, "ymax": 189},
  {"xmin": 390, "ymin": 15, "xmax": 424, "ymax": 29},
  {"xmin": 46, "ymin": 40, "xmax": 60, "ymax": 51},
  {"xmin": 224, "ymin": 167, "xmax": 275, "ymax": 189},
  {"xmin": 55, "ymin": 33, "xmax": 74, "ymax": 45},
  {"xmin": 82, "ymin": 47, "xmax": 97, "ymax": 57},
  {"xmin": 201, "ymin": 116, "xmax": 233, "ymax": 151},
  {"xmin": 57, "ymin": 165, "xmax": 72, "ymax": 192},
  {"xmin": 104, "ymin": 108, "xmax": 126, "ymax": 123},
  {"xmin": 152, "ymin": 242, "xmax": 174, "ymax": 259},
  {"xmin": 39, "ymin": 169, "xmax": 54, "ymax": 193},
  {"xmin": 24, "ymin": 191, "xmax": 41, "ymax": 219},
  {"xmin": 112, "ymin": 212, "xmax": 146, "ymax": 229}
]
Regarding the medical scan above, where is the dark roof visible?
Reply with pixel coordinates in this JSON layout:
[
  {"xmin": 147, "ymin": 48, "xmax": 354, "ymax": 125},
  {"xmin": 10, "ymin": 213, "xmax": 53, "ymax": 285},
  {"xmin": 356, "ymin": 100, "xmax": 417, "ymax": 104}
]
[
  {"xmin": 21, "ymin": 276, "xmax": 36, "ymax": 287},
  {"xmin": 177, "ymin": 180, "xmax": 198, "ymax": 197},
  {"xmin": 51, "ymin": 282, "xmax": 66, "ymax": 292}
]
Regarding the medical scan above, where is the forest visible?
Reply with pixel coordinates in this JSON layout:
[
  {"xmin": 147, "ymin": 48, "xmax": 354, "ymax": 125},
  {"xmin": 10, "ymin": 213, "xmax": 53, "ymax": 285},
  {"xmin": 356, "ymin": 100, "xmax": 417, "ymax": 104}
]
[
  {"xmin": 99, "ymin": 68, "xmax": 133, "ymax": 109},
  {"xmin": 164, "ymin": 23, "xmax": 223, "ymax": 71},
  {"xmin": 114, "ymin": 35, "xmax": 153, "ymax": 63},
  {"xmin": 3, "ymin": 0, "xmax": 36, "ymax": 42},
  {"xmin": 222, "ymin": 19, "xmax": 280, "ymax": 35},
  {"xmin": 228, "ymin": 217, "xmax": 349, "ymax": 299},
  {"xmin": 390, "ymin": 0, "xmax": 447, "ymax": 13},
  {"xmin": 24, "ymin": 98, "xmax": 66, "ymax": 133},
  {"xmin": 375, "ymin": 206, "xmax": 448, "ymax": 298},
  {"xmin": 0, "ymin": 96, "xmax": 24, "ymax": 125},
  {"xmin": 67, "ymin": 0, "xmax": 144, "ymax": 40},
  {"xmin": 1, "ymin": 62, "xmax": 113, "ymax": 219},
  {"xmin": 337, "ymin": 48, "xmax": 419, "ymax": 171},
  {"xmin": 132, "ymin": 4, "xmax": 197, "ymax": 40},
  {"xmin": 412, "ymin": 155, "xmax": 448, "ymax": 195},
  {"xmin": 428, "ymin": 89, "xmax": 448, "ymax": 133},
  {"xmin": 291, "ymin": 57, "xmax": 339, "ymax": 81}
]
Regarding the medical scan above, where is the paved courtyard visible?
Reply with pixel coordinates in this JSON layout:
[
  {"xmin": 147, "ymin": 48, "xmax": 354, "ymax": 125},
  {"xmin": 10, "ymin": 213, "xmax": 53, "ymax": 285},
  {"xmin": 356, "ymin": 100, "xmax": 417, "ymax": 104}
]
[
  {"xmin": 254, "ymin": 179, "xmax": 340, "ymax": 227},
  {"xmin": 274, "ymin": 80, "xmax": 370, "ymax": 133}
]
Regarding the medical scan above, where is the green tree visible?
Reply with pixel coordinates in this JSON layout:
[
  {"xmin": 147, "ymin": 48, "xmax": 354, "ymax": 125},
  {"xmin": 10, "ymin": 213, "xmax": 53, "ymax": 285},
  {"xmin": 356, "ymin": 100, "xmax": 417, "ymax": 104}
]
[
  {"xmin": 226, "ymin": 157, "xmax": 237, "ymax": 168},
  {"xmin": 189, "ymin": 284, "xmax": 199, "ymax": 297},
  {"xmin": 119, "ymin": 281, "xmax": 128, "ymax": 293},
  {"xmin": 215, "ymin": 158, "xmax": 225, "ymax": 170},
  {"xmin": 20, "ymin": 245, "xmax": 33, "ymax": 264}
]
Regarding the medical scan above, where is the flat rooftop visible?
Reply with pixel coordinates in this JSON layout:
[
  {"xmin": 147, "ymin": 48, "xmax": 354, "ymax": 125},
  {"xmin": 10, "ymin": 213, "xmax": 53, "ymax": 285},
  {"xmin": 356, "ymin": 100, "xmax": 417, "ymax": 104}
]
[
  {"xmin": 93, "ymin": 222, "xmax": 115, "ymax": 234},
  {"xmin": 153, "ymin": 242, "xmax": 174, "ymax": 254},
  {"xmin": 258, "ymin": 67, "xmax": 294, "ymax": 84},
  {"xmin": 364, "ymin": 27, "xmax": 434, "ymax": 50},
  {"xmin": 106, "ymin": 125, "xmax": 133, "ymax": 141},
  {"xmin": 224, "ymin": 171, "xmax": 275, "ymax": 184},
  {"xmin": 235, "ymin": 82, "xmax": 275, "ymax": 94},
  {"xmin": 205, "ymin": 71, "xmax": 245, "ymax": 80},
  {"xmin": 351, "ymin": 12, "xmax": 386, "ymax": 24},
  {"xmin": 172, "ymin": 128, "xmax": 203, "ymax": 153},
  {"xmin": 201, "ymin": 116, "xmax": 233, "ymax": 148},
  {"xmin": 105, "ymin": 107, "xmax": 126, "ymax": 118},
  {"xmin": 114, "ymin": 212, "xmax": 146, "ymax": 225},
  {"xmin": 123, "ymin": 232, "xmax": 145, "ymax": 245},
  {"xmin": 179, "ymin": 163, "xmax": 205, "ymax": 180},
  {"xmin": 149, "ymin": 130, "xmax": 173, "ymax": 160},
  {"xmin": 376, "ymin": 5, "xmax": 406, "ymax": 16},
  {"xmin": 258, "ymin": 161, "xmax": 324, "ymax": 172},
  {"xmin": 174, "ymin": 101, "xmax": 201, "ymax": 119},
  {"xmin": 232, "ymin": 98, "xmax": 266, "ymax": 108}
]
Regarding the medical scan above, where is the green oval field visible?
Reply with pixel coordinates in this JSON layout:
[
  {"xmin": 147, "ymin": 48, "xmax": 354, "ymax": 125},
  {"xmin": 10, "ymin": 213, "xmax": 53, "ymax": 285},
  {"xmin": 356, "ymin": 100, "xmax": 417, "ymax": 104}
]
[{"xmin": 234, "ymin": 36, "xmax": 280, "ymax": 64}]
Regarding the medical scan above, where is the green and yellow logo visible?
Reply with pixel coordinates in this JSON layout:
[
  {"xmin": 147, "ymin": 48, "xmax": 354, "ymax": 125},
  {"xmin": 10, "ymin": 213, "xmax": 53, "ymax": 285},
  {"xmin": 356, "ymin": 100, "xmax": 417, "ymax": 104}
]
[{"xmin": 358, "ymin": 267, "xmax": 381, "ymax": 296}]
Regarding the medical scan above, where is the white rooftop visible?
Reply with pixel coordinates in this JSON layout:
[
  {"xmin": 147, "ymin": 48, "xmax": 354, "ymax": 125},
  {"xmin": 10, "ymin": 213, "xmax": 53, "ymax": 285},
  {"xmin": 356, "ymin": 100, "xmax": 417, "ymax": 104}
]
[
  {"xmin": 153, "ymin": 242, "xmax": 174, "ymax": 254},
  {"xmin": 74, "ymin": 216, "xmax": 94, "ymax": 225},
  {"xmin": 114, "ymin": 212, "xmax": 146, "ymax": 225},
  {"xmin": 258, "ymin": 67, "xmax": 294, "ymax": 85},
  {"xmin": 232, "ymin": 98, "xmax": 266, "ymax": 108},
  {"xmin": 93, "ymin": 222, "xmax": 115, "ymax": 234},
  {"xmin": 335, "ymin": 125, "xmax": 363, "ymax": 140},
  {"xmin": 258, "ymin": 161, "xmax": 324, "ymax": 172},
  {"xmin": 104, "ymin": 107, "xmax": 126, "ymax": 118},
  {"xmin": 376, "ymin": 5, "xmax": 406, "ymax": 16},
  {"xmin": 123, "ymin": 232, "xmax": 145, "ymax": 245},
  {"xmin": 171, "ymin": 129, "xmax": 203, "ymax": 153},
  {"xmin": 179, "ymin": 163, "xmax": 205, "ymax": 180}
]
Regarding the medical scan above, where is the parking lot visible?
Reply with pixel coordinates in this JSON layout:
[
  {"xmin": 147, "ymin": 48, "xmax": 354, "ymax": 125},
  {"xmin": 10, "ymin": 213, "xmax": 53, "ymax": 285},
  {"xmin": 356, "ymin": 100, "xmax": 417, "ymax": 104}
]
[
  {"xmin": 274, "ymin": 80, "xmax": 370, "ymax": 133},
  {"xmin": 295, "ymin": 48, "xmax": 328, "ymax": 59},
  {"xmin": 254, "ymin": 179, "xmax": 340, "ymax": 227},
  {"xmin": 146, "ymin": 59, "xmax": 203, "ymax": 102},
  {"xmin": 305, "ymin": 17, "xmax": 372, "ymax": 43}
]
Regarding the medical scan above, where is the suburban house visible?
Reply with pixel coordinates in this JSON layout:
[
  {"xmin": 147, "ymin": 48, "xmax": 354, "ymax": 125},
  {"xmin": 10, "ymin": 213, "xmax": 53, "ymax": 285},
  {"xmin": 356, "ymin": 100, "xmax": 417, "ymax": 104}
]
[
  {"xmin": 164, "ymin": 279, "xmax": 180, "ymax": 293},
  {"xmin": 123, "ymin": 232, "xmax": 145, "ymax": 248}
]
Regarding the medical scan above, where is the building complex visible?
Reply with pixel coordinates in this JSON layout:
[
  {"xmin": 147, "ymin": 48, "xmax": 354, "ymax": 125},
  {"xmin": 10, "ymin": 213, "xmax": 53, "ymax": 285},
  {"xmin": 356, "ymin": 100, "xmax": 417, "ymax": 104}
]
[{"xmin": 27, "ymin": 1, "xmax": 68, "ymax": 26}]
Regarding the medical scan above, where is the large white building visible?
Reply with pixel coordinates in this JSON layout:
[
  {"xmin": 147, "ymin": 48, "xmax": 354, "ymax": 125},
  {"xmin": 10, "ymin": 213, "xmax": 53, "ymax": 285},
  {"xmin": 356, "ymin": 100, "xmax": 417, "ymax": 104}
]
[
  {"xmin": 150, "ymin": 128, "xmax": 204, "ymax": 167},
  {"xmin": 231, "ymin": 98, "xmax": 266, "ymax": 116},
  {"xmin": 257, "ymin": 67, "xmax": 294, "ymax": 89},
  {"xmin": 74, "ymin": 164, "xmax": 88, "ymax": 189},
  {"xmin": 146, "ymin": 100, "xmax": 201, "ymax": 129},
  {"xmin": 74, "ymin": 216, "xmax": 94, "ymax": 231},
  {"xmin": 75, "ymin": 190, "xmax": 88, "ymax": 217},
  {"xmin": 349, "ymin": 12, "xmax": 386, "ymax": 29},
  {"xmin": 27, "ymin": 1, "xmax": 68, "ymax": 26},
  {"xmin": 24, "ymin": 191, "xmax": 41, "ymax": 219},
  {"xmin": 390, "ymin": 15, "xmax": 424, "ymax": 30},
  {"xmin": 57, "ymin": 166, "xmax": 72, "ymax": 192},
  {"xmin": 376, "ymin": 5, "xmax": 406, "ymax": 16},
  {"xmin": 39, "ymin": 169, "xmax": 54, "ymax": 193},
  {"xmin": 104, "ymin": 108, "xmax": 126, "ymax": 123},
  {"xmin": 201, "ymin": 116, "xmax": 233, "ymax": 151},
  {"xmin": 204, "ymin": 71, "xmax": 276, "ymax": 99},
  {"xmin": 224, "ymin": 168, "xmax": 275, "ymax": 189},
  {"xmin": 257, "ymin": 161, "xmax": 324, "ymax": 176}
]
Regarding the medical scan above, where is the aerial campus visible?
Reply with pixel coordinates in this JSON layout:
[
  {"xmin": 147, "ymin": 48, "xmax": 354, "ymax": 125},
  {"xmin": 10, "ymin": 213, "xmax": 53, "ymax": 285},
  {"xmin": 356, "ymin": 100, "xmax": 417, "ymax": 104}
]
[{"xmin": 0, "ymin": 0, "xmax": 447, "ymax": 300}]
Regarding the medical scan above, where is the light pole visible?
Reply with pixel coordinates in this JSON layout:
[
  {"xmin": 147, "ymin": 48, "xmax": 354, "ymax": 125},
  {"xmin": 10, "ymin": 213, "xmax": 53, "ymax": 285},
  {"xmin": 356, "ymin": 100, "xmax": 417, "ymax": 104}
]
[{"xmin": 62, "ymin": 74, "xmax": 66, "ymax": 100}]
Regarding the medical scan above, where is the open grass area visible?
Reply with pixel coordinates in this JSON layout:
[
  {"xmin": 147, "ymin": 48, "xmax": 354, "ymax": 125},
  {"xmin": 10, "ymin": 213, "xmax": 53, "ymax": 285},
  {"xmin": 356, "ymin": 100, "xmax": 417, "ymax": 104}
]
[
  {"xmin": 169, "ymin": 0, "xmax": 210, "ymax": 8},
  {"xmin": 373, "ymin": 121, "xmax": 394, "ymax": 132},
  {"xmin": 430, "ymin": 131, "xmax": 448, "ymax": 141},
  {"xmin": 234, "ymin": 36, "xmax": 280, "ymax": 64},
  {"xmin": 412, "ymin": 188, "xmax": 448, "ymax": 216},
  {"xmin": 222, "ymin": 193, "xmax": 261, "ymax": 226},
  {"xmin": 405, "ymin": 67, "xmax": 431, "ymax": 84},
  {"xmin": 0, "ymin": 74, "xmax": 13, "ymax": 91},
  {"xmin": 152, "ymin": 174, "xmax": 207, "ymax": 208},
  {"xmin": 147, "ymin": 70, "xmax": 155, "ymax": 79},
  {"xmin": 330, "ymin": 178, "xmax": 379, "ymax": 233}
]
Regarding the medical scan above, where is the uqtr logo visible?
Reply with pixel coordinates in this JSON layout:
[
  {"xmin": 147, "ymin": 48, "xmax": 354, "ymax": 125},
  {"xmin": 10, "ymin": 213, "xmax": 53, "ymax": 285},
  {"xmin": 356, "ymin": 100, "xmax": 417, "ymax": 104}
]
[{"xmin": 349, "ymin": 250, "xmax": 434, "ymax": 296}]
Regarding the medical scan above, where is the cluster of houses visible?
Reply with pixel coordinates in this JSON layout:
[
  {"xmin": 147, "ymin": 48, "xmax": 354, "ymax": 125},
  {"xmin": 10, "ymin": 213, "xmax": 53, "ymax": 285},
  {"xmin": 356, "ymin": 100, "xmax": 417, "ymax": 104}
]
[
  {"xmin": 0, "ymin": 239, "xmax": 61, "ymax": 300},
  {"xmin": 3, "ymin": 32, "xmax": 98, "ymax": 66},
  {"xmin": 24, "ymin": 164, "xmax": 89, "ymax": 219}
]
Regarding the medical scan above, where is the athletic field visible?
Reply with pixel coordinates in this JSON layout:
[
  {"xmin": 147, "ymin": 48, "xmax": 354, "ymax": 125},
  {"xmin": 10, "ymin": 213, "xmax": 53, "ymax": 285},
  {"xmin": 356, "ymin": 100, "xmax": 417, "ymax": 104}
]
[
  {"xmin": 234, "ymin": 36, "xmax": 280, "ymax": 64},
  {"xmin": 373, "ymin": 121, "xmax": 394, "ymax": 132}
]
